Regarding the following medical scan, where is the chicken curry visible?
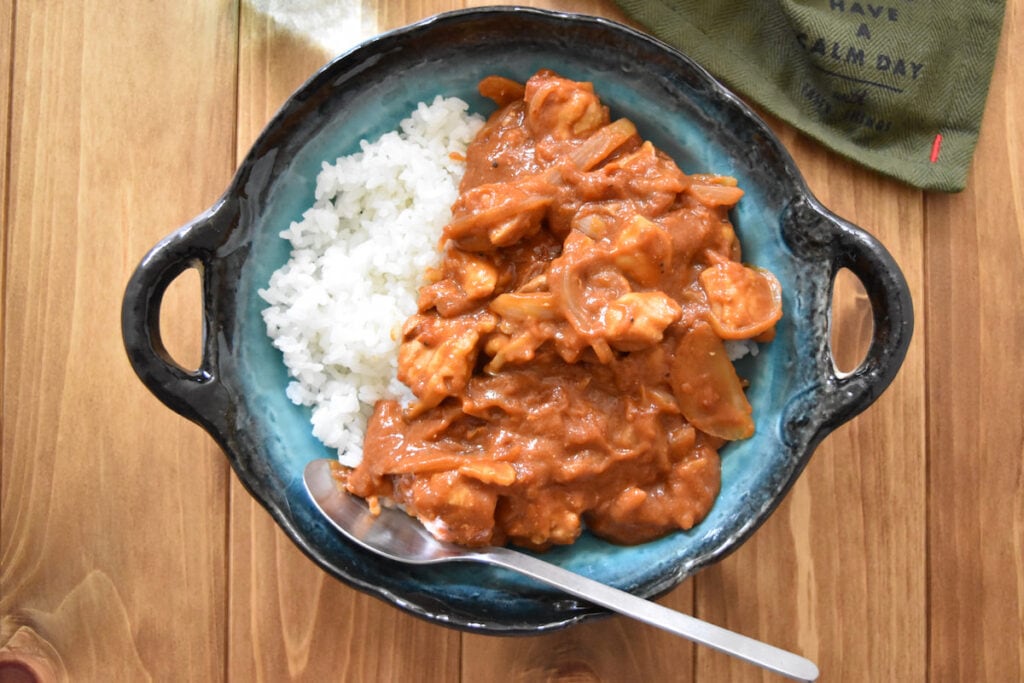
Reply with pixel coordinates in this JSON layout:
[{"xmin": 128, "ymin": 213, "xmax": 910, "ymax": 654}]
[{"xmin": 339, "ymin": 71, "xmax": 782, "ymax": 549}]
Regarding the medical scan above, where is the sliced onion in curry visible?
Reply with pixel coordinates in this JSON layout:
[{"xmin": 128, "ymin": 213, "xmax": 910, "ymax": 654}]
[
  {"xmin": 688, "ymin": 174, "xmax": 745, "ymax": 208},
  {"xmin": 568, "ymin": 118, "xmax": 638, "ymax": 171},
  {"xmin": 670, "ymin": 322, "xmax": 755, "ymax": 441}
]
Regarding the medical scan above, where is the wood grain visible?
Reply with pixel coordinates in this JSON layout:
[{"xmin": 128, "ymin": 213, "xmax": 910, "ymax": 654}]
[
  {"xmin": 0, "ymin": 1, "xmax": 237, "ymax": 680},
  {"xmin": 461, "ymin": 596, "xmax": 697, "ymax": 681},
  {"xmin": 1, "ymin": 1, "xmax": 1022, "ymax": 682},
  {"xmin": 924, "ymin": 3, "xmax": 1024, "ymax": 679},
  {"xmin": 0, "ymin": 0, "xmax": 11, "ymax": 473}
]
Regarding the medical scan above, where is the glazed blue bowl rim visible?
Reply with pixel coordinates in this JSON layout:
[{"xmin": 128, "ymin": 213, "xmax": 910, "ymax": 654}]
[{"xmin": 121, "ymin": 6, "xmax": 913, "ymax": 633}]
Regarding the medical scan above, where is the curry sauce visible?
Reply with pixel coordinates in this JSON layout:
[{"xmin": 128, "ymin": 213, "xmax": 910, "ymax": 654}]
[{"xmin": 341, "ymin": 70, "xmax": 782, "ymax": 549}]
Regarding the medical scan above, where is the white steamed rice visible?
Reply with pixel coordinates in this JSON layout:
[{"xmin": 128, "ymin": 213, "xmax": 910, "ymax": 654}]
[{"xmin": 259, "ymin": 96, "xmax": 484, "ymax": 467}]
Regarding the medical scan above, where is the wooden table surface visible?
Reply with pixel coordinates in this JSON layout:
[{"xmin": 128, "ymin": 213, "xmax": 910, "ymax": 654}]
[{"xmin": 2, "ymin": 1, "xmax": 1021, "ymax": 681}]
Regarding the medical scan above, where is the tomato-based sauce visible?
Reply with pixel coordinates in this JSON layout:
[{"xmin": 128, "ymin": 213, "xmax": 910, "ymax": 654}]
[{"xmin": 341, "ymin": 70, "xmax": 782, "ymax": 549}]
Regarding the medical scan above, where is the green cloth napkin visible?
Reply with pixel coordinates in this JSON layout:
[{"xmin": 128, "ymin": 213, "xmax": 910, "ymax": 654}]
[{"xmin": 614, "ymin": 0, "xmax": 1006, "ymax": 191}]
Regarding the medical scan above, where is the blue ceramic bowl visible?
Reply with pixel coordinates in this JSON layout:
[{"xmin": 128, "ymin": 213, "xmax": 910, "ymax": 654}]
[{"xmin": 122, "ymin": 7, "xmax": 912, "ymax": 632}]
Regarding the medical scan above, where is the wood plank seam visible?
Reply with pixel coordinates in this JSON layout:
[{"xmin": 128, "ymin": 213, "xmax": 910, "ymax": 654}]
[
  {"xmin": 0, "ymin": 0, "xmax": 16, "ymax": 451},
  {"xmin": 225, "ymin": 3, "xmax": 242, "ymax": 682},
  {"xmin": 920, "ymin": 189, "xmax": 934, "ymax": 683}
]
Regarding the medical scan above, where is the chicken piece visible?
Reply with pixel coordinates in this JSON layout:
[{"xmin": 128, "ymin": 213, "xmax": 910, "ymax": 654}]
[
  {"xmin": 524, "ymin": 70, "xmax": 608, "ymax": 140},
  {"xmin": 484, "ymin": 330, "xmax": 548, "ymax": 372},
  {"xmin": 698, "ymin": 260, "xmax": 783, "ymax": 340},
  {"xmin": 419, "ymin": 249, "xmax": 499, "ymax": 317},
  {"xmin": 398, "ymin": 311, "xmax": 496, "ymax": 415},
  {"xmin": 603, "ymin": 291, "xmax": 683, "ymax": 351},
  {"xmin": 456, "ymin": 251, "xmax": 500, "ymax": 300},
  {"xmin": 611, "ymin": 215, "xmax": 673, "ymax": 287},
  {"xmin": 403, "ymin": 471, "xmax": 501, "ymax": 547}
]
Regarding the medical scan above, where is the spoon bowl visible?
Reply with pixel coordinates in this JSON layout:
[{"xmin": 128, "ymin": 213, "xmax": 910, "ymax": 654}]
[
  {"xmin": 304, "ymin": 458, "xmax": 819, "ymax": 682},
  {"xmin": 304, "ymin": 458, "xmax": 468, "ymax": 565}
]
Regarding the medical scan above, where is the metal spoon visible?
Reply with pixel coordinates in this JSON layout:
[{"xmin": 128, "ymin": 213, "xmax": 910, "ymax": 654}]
[{"xmin": 303, "ymin": 458, "xmax": 819, "ymax": 682}]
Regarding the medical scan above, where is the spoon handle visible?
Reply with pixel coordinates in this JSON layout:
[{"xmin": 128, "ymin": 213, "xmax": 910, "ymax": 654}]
[{"xmin": 481, "ymin": 546, "xmax": 819, "ymax": 682}]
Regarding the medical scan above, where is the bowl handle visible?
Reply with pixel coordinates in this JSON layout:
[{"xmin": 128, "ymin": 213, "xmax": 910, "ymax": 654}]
[
  {"xmin": 782, "ymin": 199, "xmax": 914, "ymax": 441},
  {"xmin": 121, "ymin": 201, "xmax": 233, "ymax": 434}
]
